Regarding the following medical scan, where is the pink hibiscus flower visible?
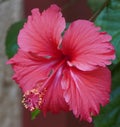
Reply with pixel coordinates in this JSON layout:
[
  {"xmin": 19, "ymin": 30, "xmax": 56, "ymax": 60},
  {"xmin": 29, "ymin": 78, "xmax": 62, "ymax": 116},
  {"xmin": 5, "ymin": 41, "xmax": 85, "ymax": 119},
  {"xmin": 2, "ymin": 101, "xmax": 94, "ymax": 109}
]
[{"xmin": 7, "ymin": 4, "xmax": 115, "ymax": 122}]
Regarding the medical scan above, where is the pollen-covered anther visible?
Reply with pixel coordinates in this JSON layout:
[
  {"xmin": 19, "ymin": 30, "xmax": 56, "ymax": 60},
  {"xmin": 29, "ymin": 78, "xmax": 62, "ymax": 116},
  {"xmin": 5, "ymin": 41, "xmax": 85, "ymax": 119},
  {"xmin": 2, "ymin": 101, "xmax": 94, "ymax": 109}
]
[
  {"xmin": 22, "ymin": 88, "xmax": 47, "ymax": 111},
  {"xmin": 38, "ymin": 88, "xmax": 47, "ymax": 105}
]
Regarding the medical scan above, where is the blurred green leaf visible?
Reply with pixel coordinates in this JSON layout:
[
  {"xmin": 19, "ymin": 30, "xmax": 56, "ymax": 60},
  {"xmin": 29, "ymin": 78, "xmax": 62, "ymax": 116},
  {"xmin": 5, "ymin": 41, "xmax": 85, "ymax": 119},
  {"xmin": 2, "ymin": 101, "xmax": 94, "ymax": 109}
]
[
  {"xmin": 31, "ymin": 109, "xmax": 40, "ymax": 120},
  {"xmin": 5, "ymin": 20, "xmax": 25, "ymax": 58},
  {"xmin": 87, "ymin": 0, "xmax": 106, "ymax": 12},
  {"xmin": 95, "ymin": 0, "xmax": 120, "ymax": 64},
  {"xmin": 94, "ymin": 62, "xmax": 120, "ymax": 127},
  {"xmin": 94, "ymin": 1, "xmax": 120, "ymax": 126}
]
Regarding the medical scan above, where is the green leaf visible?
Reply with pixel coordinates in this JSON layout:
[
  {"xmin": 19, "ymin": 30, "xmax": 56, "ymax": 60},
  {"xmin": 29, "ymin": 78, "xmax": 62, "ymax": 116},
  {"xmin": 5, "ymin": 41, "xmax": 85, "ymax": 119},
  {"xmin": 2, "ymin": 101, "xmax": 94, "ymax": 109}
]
[
  {"xmin": 94, "ymin": 1, "xmax": 120, "ymax": 126},
  {"xmin": 31, "ymin": 109, "xmax": 40, "ymax": 120},
  {"xmin": 94, "ymin": 62, "xmax": 120, "ymax": 127},
  {"xmin": 5, "ymin": 20, "xmax": 25, "ymax": 58},
  {"xmin": 95, "ymin": 0, "xmax": 120, "ymax": 64},
  {"xmin": 87, "ymin": 0, "xmax": 106, "ymax": 12}
]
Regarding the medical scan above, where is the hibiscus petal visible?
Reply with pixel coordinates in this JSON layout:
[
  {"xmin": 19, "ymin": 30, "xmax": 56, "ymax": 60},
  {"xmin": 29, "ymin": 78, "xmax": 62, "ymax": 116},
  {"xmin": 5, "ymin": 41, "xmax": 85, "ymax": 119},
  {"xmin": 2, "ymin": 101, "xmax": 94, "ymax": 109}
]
[
  {"xmin": 62, "ymin": 20, "xmax": 115, "ymax": 71},
  {"xmin": 18, "ymin": 4, "xmax": 65, "ymax": 57},
  {"xmin": 40, "ymin": 66, "xmax": 69, "ymax": 114},
  {"xmin": 7, "ymin": 49, "xmax": 59, "ymax": 92},
  {"xmin": 61, "ymin": 66, "xmax": 111, "ymax": 122}
]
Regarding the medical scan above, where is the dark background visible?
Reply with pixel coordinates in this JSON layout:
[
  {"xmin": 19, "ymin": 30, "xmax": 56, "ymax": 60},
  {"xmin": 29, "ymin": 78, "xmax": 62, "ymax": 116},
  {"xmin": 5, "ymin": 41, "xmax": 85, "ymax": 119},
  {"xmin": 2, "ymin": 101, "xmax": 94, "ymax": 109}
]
[{"xmin": 23, "ymin": 0, "xmax": 93, "ymax": 127}]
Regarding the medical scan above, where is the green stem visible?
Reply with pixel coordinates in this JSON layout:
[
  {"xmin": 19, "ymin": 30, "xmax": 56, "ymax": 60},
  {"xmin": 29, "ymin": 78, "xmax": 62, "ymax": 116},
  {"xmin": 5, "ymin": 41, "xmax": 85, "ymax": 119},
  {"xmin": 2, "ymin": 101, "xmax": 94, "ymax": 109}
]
[{"xmin": 89, "ymin": 0, "xmax": 110, "ymax": 21}]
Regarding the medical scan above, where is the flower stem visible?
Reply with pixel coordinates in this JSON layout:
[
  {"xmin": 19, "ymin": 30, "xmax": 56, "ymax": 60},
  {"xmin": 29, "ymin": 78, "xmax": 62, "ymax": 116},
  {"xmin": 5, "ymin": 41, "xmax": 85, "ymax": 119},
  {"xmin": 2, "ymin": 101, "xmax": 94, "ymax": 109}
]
[{"xmin": 89, "ymin": 0, "xmax": 110, "ymax": 21}]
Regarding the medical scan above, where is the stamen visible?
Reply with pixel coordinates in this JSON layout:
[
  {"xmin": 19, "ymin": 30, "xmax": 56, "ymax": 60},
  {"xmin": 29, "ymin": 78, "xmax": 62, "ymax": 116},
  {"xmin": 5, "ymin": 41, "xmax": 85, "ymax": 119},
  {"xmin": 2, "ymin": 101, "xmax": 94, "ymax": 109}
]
[{"xmin": 22, "ymin": 88, "xmax": 47, "ymax": 111}]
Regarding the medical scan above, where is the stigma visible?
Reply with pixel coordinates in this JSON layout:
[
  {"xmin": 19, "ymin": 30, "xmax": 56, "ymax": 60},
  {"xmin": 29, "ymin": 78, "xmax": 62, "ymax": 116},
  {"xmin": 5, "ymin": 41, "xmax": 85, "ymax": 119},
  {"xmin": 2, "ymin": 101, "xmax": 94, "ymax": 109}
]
[{"xmin": 22, "ymin": 88, "xmax": 47, "ymax": 111}]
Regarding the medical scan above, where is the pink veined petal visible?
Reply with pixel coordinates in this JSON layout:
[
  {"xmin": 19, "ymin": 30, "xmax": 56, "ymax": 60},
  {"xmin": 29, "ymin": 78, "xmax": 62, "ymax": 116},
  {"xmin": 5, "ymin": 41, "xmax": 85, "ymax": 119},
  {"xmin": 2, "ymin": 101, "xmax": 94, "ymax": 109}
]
[
  {"xmin": 7, "ymin": 49, "xmax": 60, "ymax": 92},
  {"xmin": 61, "ymin": 66, "xmax": 111, "ymax": 122},
  {"xmin": 18, "ymin": 4, "xmax": 65, "ymax": 57},
  {"xmin": 62, "ymin": 20, "xmax": 115, "ymax": 71},
  {"xmin": 40, "ymin": 66, "xmax": 69, "ymax": 114}
]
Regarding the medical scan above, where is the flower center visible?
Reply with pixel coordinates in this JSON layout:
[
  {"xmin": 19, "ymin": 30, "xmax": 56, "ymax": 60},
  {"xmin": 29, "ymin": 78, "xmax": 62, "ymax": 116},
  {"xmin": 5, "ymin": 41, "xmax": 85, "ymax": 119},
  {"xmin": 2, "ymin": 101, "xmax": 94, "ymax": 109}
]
[
  {"xmin": 61, "ymin": 53, "xmax": 72, "ymax": 67},
  {"xmin": 64, "ymin": 55, "xmax": 71, "ymax": 61}
]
